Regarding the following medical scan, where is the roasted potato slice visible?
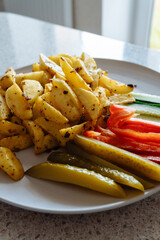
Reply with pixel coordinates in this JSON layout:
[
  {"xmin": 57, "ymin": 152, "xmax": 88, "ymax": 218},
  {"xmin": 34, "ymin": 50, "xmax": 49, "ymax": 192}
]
[
  {"xmin": 21, "ymin": 80, "xmax": 43, "ymax": 105},
  {"xmin": 44, "ymin": 83, "xmax": 53, "ymax": 93},
  {"xmin": 81, "ymin": 52, "xmax": 97, "ymax": 71},
  {"xmin": 36, "ymin": 134, "xmax": 58, "ymax": 154},
  {"xmin": 0, "ymin": 147, "xmax": 24, "ymax": 180},
  {"xmin": 0, "ymin": 134, "xmax": 33, "ymax": 151},
  {"xmin": 0, "ymin": 67, "xmax": 15, "ymax": 90},
  {"xmin": 49, "ymin": 54, "xmax": 73, "ymax": 66},
  {"xmin": 15, "ymin": 71, "xmax": 44, "ymax": 86},
  {"xmin": 35, "ymin": 117, "xmax": 69, "ymax": 146},
  {"xmin": 108, "ymin": 94, "xmax": 135, "ymax": 105},
  {"xmin": 94, "ymin": 86, "xmax": 110, "ymax": 108},
  {"xmin": 75, "ymin": 88, "xmax": 100, "ymax": 120},
  {"xmin": 10, "ymin": 115, "xmax": 22, "ymax": 125},
  {"xmin": 5, "ymin": 83, "xmax": 32, "ymax": 119},
  {"xmin": 90, "ymin": 68, "xmax": 103, "ymax": 90},
  {"xmin": 0, "ymin": 120, "xmax": 26, "ymax": 136},
  {"xmin": 51, "ymin": 79, "xmax": 81, "ymax": 122},
  {"xmin": 0, "ymin": 93, "xmax": 10, "ymax": 120},
  {"xmin": 0, "ymin": 86, "xmax": 6, "ymax": 97},
  {"xmin": 23, "ymin": 120, "xmax": 44, "ymax": 154},
  {"xmin": 39, "ymin": 53, "xmax": 66, "ymax": 80},
  {"xmin": 59, "ymin": 121, "xmax": 95, "ymax": 140},
  {"xmin": 1, "ymin": 68, "xmax": 15, "ymax": 88},
  {"xmin": 32, "ymin": 63, "xmax": 52, "ymax": 86},
  {"xmin": 99, "ymin": 75, "xmax": 134, "ymax": 94},
  {"xmin": 60, "ymin": 57, "xmax": 91, "ymax": 91},
  {"xmin": 35, "ymin": 96, "xmax": 68, "ymax": 124},
  {"xmin": 73, "ymin": 58, "xmax": 94, "ymax": 84}
]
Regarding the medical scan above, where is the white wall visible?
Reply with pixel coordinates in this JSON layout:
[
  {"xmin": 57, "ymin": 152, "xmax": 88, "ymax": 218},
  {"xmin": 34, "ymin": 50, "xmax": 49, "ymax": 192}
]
[{"xmin": 73, "ymin": 0, "xmax": 102, "ymax": 34}]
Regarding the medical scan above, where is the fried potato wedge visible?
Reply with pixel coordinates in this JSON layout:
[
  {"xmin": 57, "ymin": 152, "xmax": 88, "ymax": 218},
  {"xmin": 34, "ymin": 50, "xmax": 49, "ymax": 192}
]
[
  {"xmin": 35, "ymin": 117, "xmax": 69, "ymax": 146},
  {"xmin": 0, "ymin": 67, "xmax": 15, "ymax": 90},
  {"xmin": 21, "ymin": 80, "xmax": 43, "ymax": 105},
  {"xmin": 108, "ymin": 94, "xmax": 135, "ymax": 105},
  {"xmin": 90, "ymin": 68, "xmax": 103, "ymax": 90},
  {"xmin": 36, "ymin": 134, "xmax": 58, "ymax": 154},
  {"xmin": 39, "ymin": 53, "xmax": 66, "ymax": 80},
  {"xmin": 52, "ymin": 78, "xmax": 80, "ymax": 108},
  {"xmin": 44, "ymin": 83, "xmax": 53, "ymax": 93},
  {"xmin": 10, "ymin": 115, "xmax": 22, "ymax": 125},
  {"xmin": 32, "ymin": 63, "xmax": 52, "ymax": 86},
  {"xmin": 23, "ymin": 120, "xmax": 45, "ymax": 154},
  {"xmin": 60, "ymin": 57, "xmax": 91, "ymax": 91},
  {"xmin": 73, "ymin": 58, "xmax": 94, "ymax": 84},
  {"xmin": 35, "ymin": 96, "xmax": 68, "ymax": 124},
  {"xmin": 15, "ymin": 71, "xmax": 44, "ymax": 86},
  {"xmin": 0, "ymin": 87, "xmax": 5, "ymax": 97},
  {"xmin": 0, "ymin": 120, "xmax": 26, "ymax": 136},
  {"xmin": 0, "ymin": 93, "xmax": 10, "ymax": 120},
  {"xmin": 49, "ymin": 54, "xmax": 73, "ymax": 66},
  {"xmin": 0, "ymin": 147, "xmax": 24, "ymax": 180},
  {"xmin": 59, "ymin": 121, "xmax": 94, "ymax": 140},
  {"xmin": 75, "ymin": 88, "xmax": 100, "ymax": 120},
  {"xmin": 81, "ymin": 52, "xmax": 97, "ymax": 71},
  {"xmin": 99, "ymin": 75, "xmax": 133, "ymax": 94},
  {"xmin": 94, "ymin": 86, "xmax": 110, "ymax": 108},
  {"xmin": 51, "ymin": 79, "xmax": 81, "ymax": 122},
  {"xmin": 0, "ymin": 134, "xmax": 33, "ymax": 151},
  {"xmin": 5, "ymin": 83, "xmax": 32, "ymax": 119}
]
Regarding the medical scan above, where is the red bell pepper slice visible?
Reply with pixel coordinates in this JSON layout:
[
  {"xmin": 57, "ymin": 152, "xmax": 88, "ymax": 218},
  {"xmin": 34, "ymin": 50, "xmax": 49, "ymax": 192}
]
[
  {"xmin": 84, "ymin": 129, "xmax": 160, "ymax": 154},
  {"xmin": 107, "ymin": 105, "xmax": 160, "ymax": 144}
]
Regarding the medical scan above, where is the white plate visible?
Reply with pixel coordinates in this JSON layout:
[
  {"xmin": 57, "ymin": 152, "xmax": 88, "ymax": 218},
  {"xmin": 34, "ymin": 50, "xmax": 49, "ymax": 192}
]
[{"xmin": 1, "ymin": 59, "xmax": 160, "ymax": 214}]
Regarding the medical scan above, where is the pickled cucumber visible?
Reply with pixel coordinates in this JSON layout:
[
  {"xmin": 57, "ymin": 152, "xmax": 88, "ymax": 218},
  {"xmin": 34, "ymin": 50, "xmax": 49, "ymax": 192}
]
[
  {"xmin": 48, "ymin": 151, "xmax": 144, "ymax": 191},
  {"xmin": 67, "ymin": 142, "xmax": 153, "ymax": 189},
  {"xmin": 74, "ymin": 135, "xmax": 160, "ymax": 182},
  {"xmin": 26, "ymin": 162, "xmax": 126, "ymax": 198}
]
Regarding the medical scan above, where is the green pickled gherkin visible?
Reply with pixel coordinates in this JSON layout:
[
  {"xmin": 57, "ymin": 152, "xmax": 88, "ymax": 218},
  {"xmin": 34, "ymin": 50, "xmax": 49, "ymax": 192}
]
[
  {"xmin": 26, "ymin": 162, "xmax": 126, "ymax": 198},
  {"xmin": 66, "ymin": 142, "xmax": 154, "ymax": 189},
  {"xmin": 47, "ymin": 151, "xmax": 144, "ymax": 191}
]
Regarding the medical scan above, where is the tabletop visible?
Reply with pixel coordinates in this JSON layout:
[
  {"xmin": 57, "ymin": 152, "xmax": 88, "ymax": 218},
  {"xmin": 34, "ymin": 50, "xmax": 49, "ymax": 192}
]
[{"xmin": 0, "ymin": 12, "xmax": 160, "ymax": 240}]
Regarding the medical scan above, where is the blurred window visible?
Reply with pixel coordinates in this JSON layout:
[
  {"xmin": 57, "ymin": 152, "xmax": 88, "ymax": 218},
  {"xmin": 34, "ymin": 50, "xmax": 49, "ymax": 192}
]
[{"xmin": 150, "ymin": 0, "xmax": 160, "ymax": 49}]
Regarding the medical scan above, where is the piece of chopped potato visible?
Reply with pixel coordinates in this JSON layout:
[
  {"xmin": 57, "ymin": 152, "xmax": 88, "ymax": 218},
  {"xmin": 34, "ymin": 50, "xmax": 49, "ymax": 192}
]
[
  {"xmin": 21, "ymin": 80, "xmax": 43, "ymax": 105},
  {"xmin": 0, "ymin": 120, "xmax": 26, "ymax": 136},
  {"xmin": 0, "ymin": 93, "xmax": 10, "ymax": 120},
  {"xmin": 5, "ymin": 83, "xmax": 32, "ymax": 119},
  {"xmin": 0, "ymin": 134, "xmax": 33, "ymax": 151},
  {"xmin": 0, "ymin": 67, "xmax": 15, "ymax": 90},
  {"xmin": 0, "ymin": 147, "xmax": 24, "ymax": 180},
  {"xmin": 60, "ymin": 57, "xmax": 91, "ymax": 91}
]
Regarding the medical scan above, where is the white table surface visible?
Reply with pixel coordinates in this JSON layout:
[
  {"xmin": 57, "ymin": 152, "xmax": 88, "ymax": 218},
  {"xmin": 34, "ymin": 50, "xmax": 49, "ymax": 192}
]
[{"xmin": 0, "ymin": 12, "xmax": 160, "ymax": 240}]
